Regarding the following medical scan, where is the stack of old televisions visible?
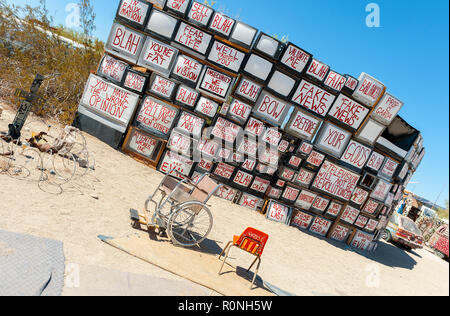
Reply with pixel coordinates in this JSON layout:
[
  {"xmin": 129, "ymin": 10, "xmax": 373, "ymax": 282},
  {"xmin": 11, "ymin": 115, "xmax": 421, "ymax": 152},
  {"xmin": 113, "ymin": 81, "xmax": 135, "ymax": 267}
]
[{"xmin": 74, "ymin": 0, "xmax": 425, "ymax": 252}]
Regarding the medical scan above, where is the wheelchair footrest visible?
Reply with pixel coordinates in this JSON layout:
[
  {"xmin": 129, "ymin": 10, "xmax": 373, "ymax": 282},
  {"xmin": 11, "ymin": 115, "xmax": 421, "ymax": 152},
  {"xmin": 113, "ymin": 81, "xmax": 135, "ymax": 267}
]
[{"xmin": 130, "ymin": 208, "xmax": 140, "ymax": 221}]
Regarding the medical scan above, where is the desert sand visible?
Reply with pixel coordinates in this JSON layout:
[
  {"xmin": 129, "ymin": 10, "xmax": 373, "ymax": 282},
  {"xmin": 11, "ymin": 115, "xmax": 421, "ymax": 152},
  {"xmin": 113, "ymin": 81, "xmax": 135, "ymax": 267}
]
[{"xmin": 0, "ymin": 103, "xmax": 448, "ymax": 296}]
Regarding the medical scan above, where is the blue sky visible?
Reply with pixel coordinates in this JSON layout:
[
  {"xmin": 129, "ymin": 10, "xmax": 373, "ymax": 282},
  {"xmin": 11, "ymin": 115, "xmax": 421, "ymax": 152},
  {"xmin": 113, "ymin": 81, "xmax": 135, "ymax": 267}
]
[{"xmin": 8, "ymin": 0, "xmax": 450, "ymax": 206}]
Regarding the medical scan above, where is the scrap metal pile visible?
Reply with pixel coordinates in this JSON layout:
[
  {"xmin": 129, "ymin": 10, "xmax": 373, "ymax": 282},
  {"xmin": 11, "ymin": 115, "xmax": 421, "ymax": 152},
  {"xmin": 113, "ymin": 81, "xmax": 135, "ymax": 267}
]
[{"xmin": 74, "ymin": 0, "xmax": 426, "ymax": 251}]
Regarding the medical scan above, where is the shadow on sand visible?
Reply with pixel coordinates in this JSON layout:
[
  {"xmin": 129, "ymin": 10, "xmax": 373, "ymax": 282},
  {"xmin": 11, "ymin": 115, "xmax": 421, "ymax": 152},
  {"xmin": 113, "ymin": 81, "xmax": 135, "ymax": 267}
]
[{"xmin": 298, "ymin": 229, "xmax": 418, "ymax": 270}]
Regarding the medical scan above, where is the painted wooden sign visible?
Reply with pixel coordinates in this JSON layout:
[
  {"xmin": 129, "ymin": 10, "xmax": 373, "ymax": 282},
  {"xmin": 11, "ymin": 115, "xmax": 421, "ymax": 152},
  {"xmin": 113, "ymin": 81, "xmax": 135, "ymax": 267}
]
[
  {"xmin": 354, "ymin": 215, "xmax": 369, "ymax": 229},
  {"xmin": 211, "ymin": 117, "xmax": 242, "ymax": 143},
  {"xmin": 295, "ymin": 189, "xmax": 318, "ymax": 210},
  {"xmin": 294, "ymin": 168, "xmax": 315, "ymax": 188},
  {"xmin": 105, "ymin": 23, "xmax": 145, "ymax": 64},
  {"xmin": 197, "ymin": 67, "xmax": 234, "ymax": 100},
  {"xmin": 237, "ymin": 137, "xmax": 258, "ymax": 158},
  {"xmin": 226, "ymin": 99, "xmax": 252, "ymax": 124},
  {"xmin": 138, "ymin": 37, "xmax": 179, "ymax": 76},
  {"xmin": 354, "ymin": 118, "xmax": 385, "ymax": 146},
  {"xmin": 80, "ymin": 74, "xmax": 140, "ymax": 132},
  {"xmin": 196, "ymin": 158, "xmax": 214, "ymax": 172},
  {"xmin": 116, "ymin": 0, "xmax": 152, "ymax": 29},
  {"xmin": 340, "ymin": 205, "xmax": 360, "ymax": 225},
  {"xmin": 278, "ymin": 139, "xmax": 291, "ymax": 153},
  {"xmin": 208, "ymin": 12, "xmax": 235, "ymax": 38},
  {"xmin": 239, "ymin": 193, "xmax": 264, "ymax": 211},
  {"xmin": 340, "ymin": 140, "xmax": 372, "ymax": 170},
  {"xmin": 187, "ymin": 1, "xmax": 214, "ymax": 28},
  {"xmin": 253, "ymin": 91, "xmax": 292, "ymax": 127},
  {"xmin": 212, "ymin": 163, "xmax": 234, "ymax": 181},
  {"xmin": 165, "ymin": 0, "xmax": 190, "ymax": 17},
  {"xmin": 194, "ymin": 96, "xmax": 219, "ymax": 118},
  {"xmin": 291, "ymin": 80, "xmax": 336, "ymax": 117},
  {"xmin": 309, "ymin": 217, "xmax": 332, "ymax": 237},
  {"xmin": 174, "ymin": 85, "xmax": 199, "ymax": 109},
  {"xmin": 350, "ymin": 230, "xmax": 374, "ymax": 251},
  {"xmin": 365, "ymin": 151, "xmax": 385, "ymax": 172},
  {"xmin": 266, "ymin": 201, "xmax": 291, "ymax": 224},
  {"xmin": 304, "ymin": 59, "xmax": 329, "ymax": 83},
  {"xmin": 278, "ymin": 166, "xmax": 296, "ymax": 182},
  {"xmin": 365, "ymin": 219, "xmax": 379, "ymax": 233},
  {"xmin": 196, "ymin": 138, "xmax": 220, "ymax": 158},
  {"xmin": 148, "ymin": 74, "xmax": 177, "ymax": 100},
  {"xmin": 323, "ymin": 70, "xmax": 347, "ymax": 93},
  {"xmin": 326, "ymin": 201, "xmax": 343, "ymax": 218},
  {"xmin": 241, "ymin": 158, "xmax": 257, "ymax": 172},
  {"xmin": 215, "ymin": 185, "xmax": 238, "ymax": 201},
  {"xmin": 123, "ymin": 69, "xmax": 149, "ymax": 94},
  {"xmin": 176, "ymin": 111, "xmax": 205, "ymax": 139},
  {"xmin": 371, "ymin": 93, "xmax": 404, "ymax": 126},
  {"xmin": 172, "ymin": 54, "xmax": 203, "ymax": 86},
  {"xmin": 379, "ymin": 158, "xmax": 399, "ymax": 179},
  {"xmin": 207, "ymin": 40, "xmax": 245, "ymax": 73},
  {"xmin": 262, "ymin": 128, "xmax": 282, "ymax": 147},
  {"xmin": 279, "ymin": 43, "xmax": 312, "ymax": 76},
  {"xmin": 314, "ymin": 122, "xmax": 352, "ymax": 158},
  {"xmin": 350, "ymin": 187, "xmax": 370, "ymax": 206},
  {"xmin": 98, "ymin": 54, "xmax": 128, "ymax": 84},
  {"xmin": 328, "ymin": 94, "xmax": 370, "ymax": 130},
  {"xmin": 282, "ymin": 185, "xmax": 301, "ymax": 203},
  {"xmin": 125, "ymin": 128, "xmax": 164, "ymax": 162},
  {"xmin": 158, "ymin": 150, "xmax": 194, "ymax": 178},
  {"xmin": 243, "ymin": 54, "xmax": 274, "ymax": 83},
  {"xmin": 168, "ymin": 129, "xmax": 195, "ymax": 157},
  {"xmin": 343, "ymin": 75, "xmax": 359, "ymax": 94},
  {"xmin": 331, "ymin": 224, "xmax": 350, "ymax": 242},
  {"xmin": 229, "ymin": 21, "xmax": 258, "ymax": 50},
  {"xmin": 370, "ymin": 178, "xmax": 392, "ymax": 202},
  {"xmin": 232, "ymin": 169, "xmax": 254, "ymax": 189},
  {"xmin": 297, "ymin": 141, "xmax": 314, "ymax": 157},
  {"xmin": 312, "ymin": 160, "xmax": 361, "ymax": 201},
  {"xmin": 244, "ymin": 117, "xmax": 265, "ymax": 137},
  {"xmin": 291, "ymin": 210, "xmax": 314, "ymax": 230},
  {"xmin": 146, "ymin": 8, "xmax": 179, "ymax": 41},
  {"xmin": 135, "ymin": 95, "xmax": 179, "ymax": 139},
  {"xmin": 352, "ymin": 73, "xmax": 385, "ymax": 108},
  {"xmin": 174, "ymin": 22, "xmax": 213, "ymax": 56},
  {"xmin": 266, "ymin": 186, "xmax": 283, "ymax": 199},
  {"xmin": 311, "ymin": 196, "xmax": 330, "ymax": 213},
  {"xmin": 305, "ymin": 150, "xmax": 326, "ymax": 168},
  {"xmin": 267, "ymin": 71, "xmax": 296, "ymax": 98},
  {"xmin": 234, "ymin": 77, "xmax": 263, "ymax": 103},
  {"xmin": 287, "ymin": 155, "xmax": 303, "ymax": 170},
  {"xmin": 250, "ymin": 176, "xmax": 271, "ymax": 194},
  {"xmin": 257, "ymin": 146, "xmax": 279, "ymax": 167},
  {"xmin": 285, "ymin": 107, "xmax": 322, "ymax": 141}
]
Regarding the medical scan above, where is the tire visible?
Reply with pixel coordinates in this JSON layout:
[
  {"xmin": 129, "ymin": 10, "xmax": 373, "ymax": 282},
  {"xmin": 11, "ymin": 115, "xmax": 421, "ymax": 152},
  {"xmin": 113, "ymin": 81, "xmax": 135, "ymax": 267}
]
[
  {"xmin": 382, "ymin": 230, "xmax": 392, "ymax": 242},
  {"xmin": 167, "ymin": 202, "xmax": 213, "ymax": 247}
]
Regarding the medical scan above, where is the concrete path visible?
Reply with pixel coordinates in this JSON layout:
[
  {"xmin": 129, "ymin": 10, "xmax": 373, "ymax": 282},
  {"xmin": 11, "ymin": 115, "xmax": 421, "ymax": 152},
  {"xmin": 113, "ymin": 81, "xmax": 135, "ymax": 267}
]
[{"xmin": 62, "ymin": 264, "xmax": 221, "ymax": 296}]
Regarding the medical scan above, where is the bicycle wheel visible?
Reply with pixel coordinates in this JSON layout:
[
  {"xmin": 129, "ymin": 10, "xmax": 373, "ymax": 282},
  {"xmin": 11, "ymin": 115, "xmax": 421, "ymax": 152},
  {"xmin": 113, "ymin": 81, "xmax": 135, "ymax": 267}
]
[{"xmin": 167, "ymin": 201, "xmax": 213, "ymax": 247}]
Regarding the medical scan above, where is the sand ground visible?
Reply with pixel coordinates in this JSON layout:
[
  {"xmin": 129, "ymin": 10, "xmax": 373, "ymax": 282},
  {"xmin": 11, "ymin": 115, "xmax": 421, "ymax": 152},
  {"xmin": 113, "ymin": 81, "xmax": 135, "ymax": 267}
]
[{"xmin": 0, "ymin": 103, "xmax": 448, "ymax": 296}]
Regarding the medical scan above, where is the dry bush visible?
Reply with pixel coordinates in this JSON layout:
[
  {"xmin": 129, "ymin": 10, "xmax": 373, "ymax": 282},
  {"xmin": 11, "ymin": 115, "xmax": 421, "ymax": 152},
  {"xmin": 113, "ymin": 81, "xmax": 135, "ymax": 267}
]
[{"xmin": 0, "ymin": 1, "xmax": 103, "ymax": 125}]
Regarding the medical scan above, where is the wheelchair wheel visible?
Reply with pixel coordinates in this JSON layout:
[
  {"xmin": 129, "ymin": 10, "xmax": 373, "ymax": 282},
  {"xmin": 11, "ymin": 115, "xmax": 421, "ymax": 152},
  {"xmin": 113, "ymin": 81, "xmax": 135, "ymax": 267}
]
[{"xmin": 167, "ymin": 201, "xmax": 213, "ymax": 247}]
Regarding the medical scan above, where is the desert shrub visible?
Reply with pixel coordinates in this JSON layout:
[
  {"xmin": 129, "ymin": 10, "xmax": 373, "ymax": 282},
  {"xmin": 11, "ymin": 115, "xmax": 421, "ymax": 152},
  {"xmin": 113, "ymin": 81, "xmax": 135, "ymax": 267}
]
[{"xmin": 0, "ymin": 0, "xmax": 103, "ymax": 125}]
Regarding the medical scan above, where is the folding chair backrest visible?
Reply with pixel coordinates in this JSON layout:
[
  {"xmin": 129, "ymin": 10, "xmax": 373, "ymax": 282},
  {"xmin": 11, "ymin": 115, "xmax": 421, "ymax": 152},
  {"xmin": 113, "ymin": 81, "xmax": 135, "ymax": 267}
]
[
  {"xmin": 197, "ymin": 175, "xmax": 219, "ymax": 195},
  {"xmin": 235, "ymin": 228, "xmax": 269, "ymax": 257},
  {"xmin": 161, "ymin": 175, "xmax": 190, "ymax": 197},
  {"xmin": 191, "ymin": 175, "xmax": 218, "ymax": 203}
]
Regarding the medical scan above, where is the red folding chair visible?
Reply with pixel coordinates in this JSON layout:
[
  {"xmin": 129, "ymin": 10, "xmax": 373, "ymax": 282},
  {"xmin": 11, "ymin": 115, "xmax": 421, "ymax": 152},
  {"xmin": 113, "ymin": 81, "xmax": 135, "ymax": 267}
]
[{"xmin": 218, "ymin": 227, "xmax": 269, "ymax": 289}]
